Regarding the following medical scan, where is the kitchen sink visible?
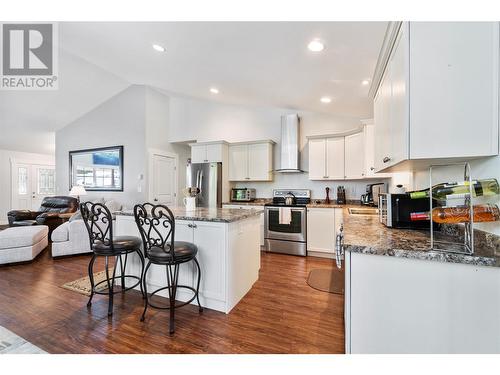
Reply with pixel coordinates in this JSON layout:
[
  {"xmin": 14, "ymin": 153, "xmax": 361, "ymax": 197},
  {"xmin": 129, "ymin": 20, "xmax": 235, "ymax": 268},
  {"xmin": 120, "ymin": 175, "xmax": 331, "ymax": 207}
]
[{"xmin": 348, "ymin": 207, "xmax": 379, "ymax": 216}]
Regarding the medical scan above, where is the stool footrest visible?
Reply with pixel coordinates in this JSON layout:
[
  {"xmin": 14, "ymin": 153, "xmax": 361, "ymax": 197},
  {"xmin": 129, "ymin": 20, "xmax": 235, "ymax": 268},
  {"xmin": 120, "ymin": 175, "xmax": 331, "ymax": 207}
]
[
  {"xmin": 146, "ymin": 284, "xmax": 198, "ymax": 310},
  {"xmin": 92, "ymin": 275, "xmax": 142, "ymax": 295}
]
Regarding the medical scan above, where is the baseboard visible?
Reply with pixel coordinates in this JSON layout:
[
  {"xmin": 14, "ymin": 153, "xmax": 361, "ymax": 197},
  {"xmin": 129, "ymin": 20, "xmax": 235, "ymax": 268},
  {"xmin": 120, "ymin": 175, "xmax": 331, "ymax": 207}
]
[{"xmin": 307, "ymin": 251, "xmax": 334, "ymax": 259}]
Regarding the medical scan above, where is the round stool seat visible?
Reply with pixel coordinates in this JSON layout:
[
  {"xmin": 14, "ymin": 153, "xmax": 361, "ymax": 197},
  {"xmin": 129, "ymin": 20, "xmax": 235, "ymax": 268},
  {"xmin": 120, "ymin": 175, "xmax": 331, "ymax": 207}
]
[
  {"xmin": 93, "ymin": 235, "xmax": 142, "ymax": 255},
  {"xmin": 148, "ymin": 241, "xmax": 198, "ymax": 263}
]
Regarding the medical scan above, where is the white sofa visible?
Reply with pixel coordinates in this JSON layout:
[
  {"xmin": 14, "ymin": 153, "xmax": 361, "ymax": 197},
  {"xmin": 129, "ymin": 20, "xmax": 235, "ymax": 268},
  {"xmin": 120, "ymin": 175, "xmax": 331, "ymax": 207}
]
[
  {"xmin": 0, "ymin": 226, "xmax": 48, "ymax": 265},
  {"xmin": 51, "ymin": 220, "xmax": 91, "ymax": 258}
]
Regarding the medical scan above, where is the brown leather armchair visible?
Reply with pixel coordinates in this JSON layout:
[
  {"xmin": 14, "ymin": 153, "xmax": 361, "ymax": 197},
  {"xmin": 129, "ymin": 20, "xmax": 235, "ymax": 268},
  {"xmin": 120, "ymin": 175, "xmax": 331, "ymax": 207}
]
[{"xmin": 7, "ymin": 196, "xmax": 79, "ymax": 235}]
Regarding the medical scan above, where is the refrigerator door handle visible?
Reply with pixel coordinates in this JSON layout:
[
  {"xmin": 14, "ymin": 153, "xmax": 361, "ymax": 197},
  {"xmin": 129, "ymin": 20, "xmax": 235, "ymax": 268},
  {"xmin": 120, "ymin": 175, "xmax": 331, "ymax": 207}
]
[
  {"xmin": 199, "ymin": 170, "xmax": 204, "ymax": 195},
  {"xmin": 195, "ymin": 170, "xmax": 201, "ymax": 191}
]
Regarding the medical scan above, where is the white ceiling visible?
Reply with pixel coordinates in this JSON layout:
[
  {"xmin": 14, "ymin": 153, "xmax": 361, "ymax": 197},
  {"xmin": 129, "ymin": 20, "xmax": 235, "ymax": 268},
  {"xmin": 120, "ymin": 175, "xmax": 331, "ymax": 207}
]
[
  {"xmin": 0, "ymin": 22, "xmax": 387, "ymax": 154},
  {"xmin": 60, "ymin": 22, "xmax": 387, "ymax": 117}
]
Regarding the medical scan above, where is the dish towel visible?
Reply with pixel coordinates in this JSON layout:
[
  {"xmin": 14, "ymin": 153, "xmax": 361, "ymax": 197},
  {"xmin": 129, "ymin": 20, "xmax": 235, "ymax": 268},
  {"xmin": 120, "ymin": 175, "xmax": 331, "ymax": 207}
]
[{"xmin": 279, "ymin": 207, "xmax": 292, "ymax": 224}]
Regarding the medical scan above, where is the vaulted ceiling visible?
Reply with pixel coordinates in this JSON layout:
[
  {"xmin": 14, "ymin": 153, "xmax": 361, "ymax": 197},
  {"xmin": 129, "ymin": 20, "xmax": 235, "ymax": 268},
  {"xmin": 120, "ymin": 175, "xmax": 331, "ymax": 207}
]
[{"xmin": 0, "ymin": 22, "xmax": 387, "ymax": 154}]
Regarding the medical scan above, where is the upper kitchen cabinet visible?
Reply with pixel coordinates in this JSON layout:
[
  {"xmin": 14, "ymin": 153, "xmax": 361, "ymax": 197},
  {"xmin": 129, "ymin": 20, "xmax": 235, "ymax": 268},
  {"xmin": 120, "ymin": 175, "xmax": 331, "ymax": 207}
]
[
  {"xmin": 372, "ymin": 22, "xmax": 500, "ymax": 172},
  {"xmin": 308, "ymin": 137, "xmax": 345, "ymax": 180},
  {"xmin": 190, "ymin": 141, "xmax": 229, "ymax": 163},
  {"xmin": 344, "ymin": 132, "xmax": 365, "ymax": 179},
  {"xmin": 228, "ymin": 140, "xmax": 275, "ymax": 181}
]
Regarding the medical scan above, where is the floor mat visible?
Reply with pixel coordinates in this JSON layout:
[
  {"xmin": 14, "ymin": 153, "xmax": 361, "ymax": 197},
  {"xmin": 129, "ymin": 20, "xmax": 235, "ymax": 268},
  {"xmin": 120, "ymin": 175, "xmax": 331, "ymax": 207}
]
[{"xmin": 307, "ymin": 267, "xmax": 344, "ymax": 295}]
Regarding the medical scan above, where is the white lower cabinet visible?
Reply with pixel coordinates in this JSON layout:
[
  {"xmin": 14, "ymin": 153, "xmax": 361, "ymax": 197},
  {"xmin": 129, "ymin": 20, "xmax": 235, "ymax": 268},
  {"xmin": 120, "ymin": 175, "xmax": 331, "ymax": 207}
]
[
  {"xmin": 222, "ymin": 204, "xmax": 264, "ymax": 247},
  {"xmin": 306, "ymin": 208, "xmax": 343, "ymax": 255},
  {"xmin": 345, "ymin": 252, "xmax": 500, "ymax": 353},
  {"xmin": 114, "ymin": 214, "xmax": 260, "ymax": 313}
]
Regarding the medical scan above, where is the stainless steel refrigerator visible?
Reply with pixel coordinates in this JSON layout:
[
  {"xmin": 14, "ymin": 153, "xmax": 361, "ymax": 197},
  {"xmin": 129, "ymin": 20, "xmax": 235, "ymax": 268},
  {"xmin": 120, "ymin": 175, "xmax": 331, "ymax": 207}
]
[{"xmin": 186, "ymin": 162, "xmax": 222, "ymax": 208}]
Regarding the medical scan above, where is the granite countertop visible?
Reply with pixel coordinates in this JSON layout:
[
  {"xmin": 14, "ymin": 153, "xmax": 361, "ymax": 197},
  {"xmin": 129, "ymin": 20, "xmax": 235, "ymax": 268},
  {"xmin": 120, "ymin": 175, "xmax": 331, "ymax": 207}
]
[
  {"xmin": 222, "ymin": 199, "xmax": 272, "ymax": 206},
  {"xmin": 342, "ymin": 206, "xmax": 500, "ymax": 268},
  {"xmin": 116, "ymin": 207, "xmax": 263, "ymax": 223},
  {"xmin": 222, "ymin": 199, "xmax": 361, "ymax": 208}
]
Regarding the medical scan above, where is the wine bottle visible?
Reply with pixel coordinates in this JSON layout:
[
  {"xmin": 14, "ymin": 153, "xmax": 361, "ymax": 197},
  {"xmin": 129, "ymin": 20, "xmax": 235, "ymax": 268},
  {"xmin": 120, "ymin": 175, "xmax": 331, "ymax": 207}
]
[
  {"xmin": 409, "ymin": 178, "xmax": 500, "ymax": 200},
  {"xmin": 410, "ymin": 204, "xmax": 500, "ymax": 224}
]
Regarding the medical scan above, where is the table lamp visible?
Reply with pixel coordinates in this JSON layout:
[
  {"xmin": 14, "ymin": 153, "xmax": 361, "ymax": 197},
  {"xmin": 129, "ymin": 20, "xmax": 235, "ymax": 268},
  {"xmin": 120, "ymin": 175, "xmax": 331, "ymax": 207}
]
[{"xmin": 69, "ymin": 185, "xmax": 87, "ymax": 205}]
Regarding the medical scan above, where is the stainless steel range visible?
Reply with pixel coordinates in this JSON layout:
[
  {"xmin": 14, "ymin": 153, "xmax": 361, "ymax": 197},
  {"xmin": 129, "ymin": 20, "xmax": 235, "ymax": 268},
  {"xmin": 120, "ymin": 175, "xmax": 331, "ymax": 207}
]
[{"xmin": 264, "ymin": 189, "xmax": 310, "ymax": 256}]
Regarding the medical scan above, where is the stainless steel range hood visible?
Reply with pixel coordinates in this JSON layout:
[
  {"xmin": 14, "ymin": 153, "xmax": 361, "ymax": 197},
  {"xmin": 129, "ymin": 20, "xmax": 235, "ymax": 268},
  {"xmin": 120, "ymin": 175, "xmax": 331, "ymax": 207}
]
[{"xmin": 275, "ymin": 114, "xmax": 303, "ymax": 173}]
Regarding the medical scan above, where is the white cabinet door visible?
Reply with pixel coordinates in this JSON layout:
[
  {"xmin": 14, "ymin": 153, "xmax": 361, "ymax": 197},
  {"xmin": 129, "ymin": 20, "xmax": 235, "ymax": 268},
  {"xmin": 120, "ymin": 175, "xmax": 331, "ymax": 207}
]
[
  {"xmin": 409, "ymin": 22, "xmax": 499, "ymax": 159},
  {"xmin": 206, "ymin": 144, "xmax": 223, "ymax": 162},
  {"xmin": 248, "ymin": 143, "xmax": 271, "ymax": 181},
  {"xmin": 308, "ymin": 138, "xmax": 327, "ymax": 180},
  {"xmin": 364, "ymin": 125, "xmax": 376, "ymax": 177},
  {"xmin": 326, "ymin": 137, "xmax": 345, "ymax": 179},
  {"xmin": 345, "ymin": 132, "xmax": 365, "ymax": 179},
  {"xmin": 193, "ymin": 221, "xmax": 226, "ymax": 301},
  {"xmin": 191, "ymin": 145, "xmax": 207, "ymax": 163},
  {"xmin": 389, "ymin": 27, "xmax": 408, "ymax": 167},
  {"xmin": 307, "ymin": 208, "xmax": 336, "ymax": 253},
  {"xmin": 222, "ymin": 204, "xmax": 265, "ymax": 247},
  {"xmin": 175, "ymin": 220, "xmax": 195, "ymax": 288},
  {"xmin": 228, "ymin": 144, "xmax": 248, "ymax": 181}
]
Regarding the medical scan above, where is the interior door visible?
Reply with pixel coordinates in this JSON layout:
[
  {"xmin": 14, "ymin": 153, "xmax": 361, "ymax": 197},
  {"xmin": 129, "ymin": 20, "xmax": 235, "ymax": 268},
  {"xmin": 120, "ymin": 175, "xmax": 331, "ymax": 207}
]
[{"xmin": 151, "ymin": 154, "xmax": 176, "ymax": 205}]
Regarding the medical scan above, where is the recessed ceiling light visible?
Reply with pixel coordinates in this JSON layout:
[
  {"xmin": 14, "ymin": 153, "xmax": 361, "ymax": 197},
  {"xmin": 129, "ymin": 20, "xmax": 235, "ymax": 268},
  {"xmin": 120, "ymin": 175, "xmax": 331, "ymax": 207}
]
[
  {"xmin": 210, "ymin": 87, "xmax": 219, "ymax": 94},
  {"xmin": 308, "ymin": 39, "xmax": 325, "ymax": 52},
  {"xmin": 362, "ymin": 80, "xmax": 370, "ymax": 85},
  {"xmin": 320, "ymin": 97, "xmax": 332, "ymax": 103},
  {"xmin": 152, "ymin": 44, "xmax": 166, "ymax": 52}
]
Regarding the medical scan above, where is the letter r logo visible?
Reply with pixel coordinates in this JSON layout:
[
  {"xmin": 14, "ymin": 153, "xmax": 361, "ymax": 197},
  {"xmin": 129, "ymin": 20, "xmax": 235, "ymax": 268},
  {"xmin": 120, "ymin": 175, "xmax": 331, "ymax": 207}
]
[{"xmin": 2, "ymin": 24, "xmax": 53, "ymax": 75}]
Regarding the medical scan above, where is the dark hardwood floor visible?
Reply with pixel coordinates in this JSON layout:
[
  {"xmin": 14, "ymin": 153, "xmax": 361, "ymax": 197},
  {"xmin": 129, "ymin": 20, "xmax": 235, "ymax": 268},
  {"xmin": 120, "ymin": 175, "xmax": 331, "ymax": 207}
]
[{"xmin": 0, "ymin": 246, "xmax": 344, "ymax": 353}]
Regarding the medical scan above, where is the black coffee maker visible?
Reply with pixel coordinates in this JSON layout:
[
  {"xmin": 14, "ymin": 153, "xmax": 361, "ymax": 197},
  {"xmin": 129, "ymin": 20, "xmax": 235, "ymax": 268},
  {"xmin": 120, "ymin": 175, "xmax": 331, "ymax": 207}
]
[{"xmin": 361, "ymin": 183, "xmax": 386, "ymax": 206}]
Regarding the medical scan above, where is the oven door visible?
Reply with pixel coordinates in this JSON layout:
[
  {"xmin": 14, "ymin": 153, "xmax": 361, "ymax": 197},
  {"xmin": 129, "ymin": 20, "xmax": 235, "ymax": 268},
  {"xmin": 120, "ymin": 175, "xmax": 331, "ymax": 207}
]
[{"xmin": 264, "ymin": 206, "xmax": 306, "ymax": 242}]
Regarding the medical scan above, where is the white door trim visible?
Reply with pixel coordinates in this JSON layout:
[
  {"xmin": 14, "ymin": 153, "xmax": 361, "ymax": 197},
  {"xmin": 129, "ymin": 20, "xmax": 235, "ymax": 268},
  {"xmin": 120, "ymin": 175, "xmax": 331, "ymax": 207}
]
[{"xmin": 147, "ymin": 149, "xmax": 179, "ymax": 206}]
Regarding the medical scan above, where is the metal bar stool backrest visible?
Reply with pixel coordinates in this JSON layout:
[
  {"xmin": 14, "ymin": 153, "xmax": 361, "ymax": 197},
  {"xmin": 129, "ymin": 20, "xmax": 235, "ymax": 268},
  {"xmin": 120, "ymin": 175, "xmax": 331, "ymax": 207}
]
[
  {"xmin": 134, "ymin": 203, "xmax": 175, "ymax": 261},
  {"xmin": 80, "ymin": 202, "xmax": 114, "ymax": 251}
]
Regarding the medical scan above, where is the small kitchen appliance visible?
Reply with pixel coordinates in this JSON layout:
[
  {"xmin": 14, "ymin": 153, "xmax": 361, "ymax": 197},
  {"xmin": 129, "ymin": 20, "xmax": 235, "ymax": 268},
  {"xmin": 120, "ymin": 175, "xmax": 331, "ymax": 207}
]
[
  {"xmin": 379, "ymin": 193, "xmax": 434, "ymax": 229},
  {"xmin": 231, "ymin": 188, "xmax": 256, "ymax": 202},
  {"xmin": 361, "ymin": 183, "xmax": 387, "ymax": 206}
]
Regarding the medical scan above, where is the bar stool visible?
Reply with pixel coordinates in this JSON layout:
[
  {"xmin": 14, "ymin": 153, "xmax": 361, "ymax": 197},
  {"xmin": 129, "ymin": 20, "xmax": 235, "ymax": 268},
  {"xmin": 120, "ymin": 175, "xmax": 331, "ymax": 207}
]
[
  {"xmin": 80, "ymin": 202, "xmax": 145, "ymax": 317},
  {"xmin": 134, "ymin": 203, "xmax": 203, "ymax": 335}
]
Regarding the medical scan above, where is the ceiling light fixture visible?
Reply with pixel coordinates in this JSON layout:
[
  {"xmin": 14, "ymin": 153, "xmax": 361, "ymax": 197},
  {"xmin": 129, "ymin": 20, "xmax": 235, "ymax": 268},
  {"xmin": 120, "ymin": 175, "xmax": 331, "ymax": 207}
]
[
  {"xmin": 308, "ymin": 39, "xmax": 325, "ymax": 52},
  {"xmin": 362, "ymin": 80, "xmax": 370, "ymax": 85},
  {"xmin": 210, "ymin": 87, "xmax": 219, "ymax": 94},
  {"xmin": 320, "ymin": 97, "xmax": 332, "ymax": 103},
  {"xmin": 152, "ymin": 44, "xmax": 166, "ymax": 52}
]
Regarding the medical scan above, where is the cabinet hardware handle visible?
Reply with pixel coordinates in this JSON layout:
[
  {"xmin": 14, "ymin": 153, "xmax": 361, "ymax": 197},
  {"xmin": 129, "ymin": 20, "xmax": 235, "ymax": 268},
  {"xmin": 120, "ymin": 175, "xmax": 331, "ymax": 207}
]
[
  {"xmin": 192, "ymin": 224, "xmax": 197, "ymax": 228},
  {"xmin": 323, "ymin": 176, "xmax": 329, "ymax": 179},
  {"xmin": 382, "ymin": 156, "xmax": 391, "ymax": 163},
  {"xmin": 370, "ymin": 167, "xmax": 375, "ymax": 171}
]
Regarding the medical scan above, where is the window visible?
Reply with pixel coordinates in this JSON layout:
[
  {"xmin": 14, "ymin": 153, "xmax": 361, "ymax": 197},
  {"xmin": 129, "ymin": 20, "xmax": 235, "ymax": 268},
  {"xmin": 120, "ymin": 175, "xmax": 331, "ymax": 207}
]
[
  {"xmin": 38, "ymin": 168, "xmax": 55, "ymax": 195},
  {"xmin": 18, "ymin": 167, "xmax": 28, "ymax": 195}
]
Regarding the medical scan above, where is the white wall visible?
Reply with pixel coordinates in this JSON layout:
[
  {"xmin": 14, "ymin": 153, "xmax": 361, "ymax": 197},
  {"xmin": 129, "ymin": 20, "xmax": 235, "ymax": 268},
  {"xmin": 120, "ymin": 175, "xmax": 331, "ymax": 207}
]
[
  {"xmin": 413, "ymin": 156, "xmax": 500, "ymax": 235},
  {"xmin": 145, "ymin": 88, "xmax": 191, "ymax": 204},
  {"xmin": 169, "ymin": 95, "xmax": 388, "ymax": 200},
  {"xmin": 0, "ymin": 149, "xmax": 55, "ymax": 224},
  {"xmin": 56, "ymin": 85, "xmax": 147, "ymax": 208}
]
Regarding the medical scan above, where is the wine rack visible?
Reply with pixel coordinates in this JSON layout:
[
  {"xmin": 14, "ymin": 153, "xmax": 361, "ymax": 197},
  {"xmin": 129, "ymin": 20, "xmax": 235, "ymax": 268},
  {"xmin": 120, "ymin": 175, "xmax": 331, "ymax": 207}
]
[{"xmin": 429, "ymin": 162, "xmax": 474, "ymax": 255}]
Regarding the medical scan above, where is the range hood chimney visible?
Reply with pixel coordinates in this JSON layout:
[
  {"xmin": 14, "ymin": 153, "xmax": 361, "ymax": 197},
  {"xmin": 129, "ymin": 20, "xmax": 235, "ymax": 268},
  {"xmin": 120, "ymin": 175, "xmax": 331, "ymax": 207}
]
[{"xmin": 276, "ymin": 114, "xmax": 303, "ymax": 173}]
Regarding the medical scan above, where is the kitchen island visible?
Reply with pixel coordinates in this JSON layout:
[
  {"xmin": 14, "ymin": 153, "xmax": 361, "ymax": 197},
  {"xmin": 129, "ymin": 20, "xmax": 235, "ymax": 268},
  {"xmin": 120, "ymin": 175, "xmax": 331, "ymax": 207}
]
[
  {"xmin": 341, "ymin": 207, "xmax": 500, "ymax": 353},
  {"xmin": 114, "ymin": 207, "xmax": 263, "ymax": 314}
]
